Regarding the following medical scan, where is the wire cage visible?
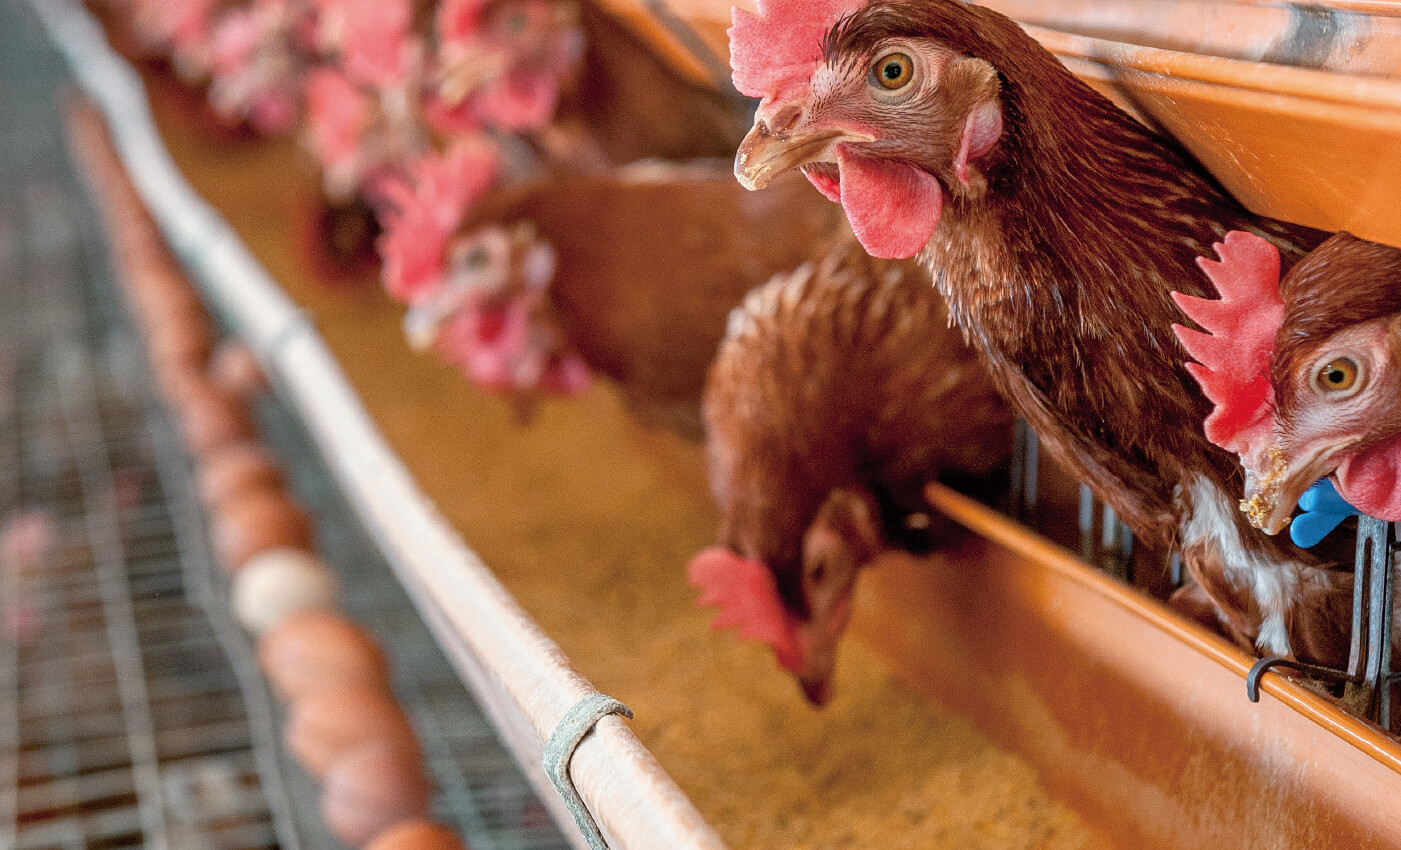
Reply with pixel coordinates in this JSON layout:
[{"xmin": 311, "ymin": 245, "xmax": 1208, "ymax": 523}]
[
  {"xmin": 18, "ymin": 0, "xmax": 1401, "ymax": 848},
  {"xmin": 0, "ymin": 1, "xmax": 578, "ymax": 846},
  {"xmin": 1006, "ymin": 421, "xmax": 1401, "ymax": 729}
]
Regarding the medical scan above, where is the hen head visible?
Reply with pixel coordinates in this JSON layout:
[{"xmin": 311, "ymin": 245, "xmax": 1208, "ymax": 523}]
[
  {"xmin": 689, "ymin": 487, "xmax": 883, "ymax": 705},
  {"xmin": 1175, "ymin": 231, "xmax": 1401, "ymax": 533},
  {"xmin": 208, "ymin": 1, "xmax": 304, "ymax": 134},
  {"xmin": 314, "ymin": 0, "xmax": 420, "ymax": 88},
  {"xmin": 731, "ymin": 0, "xmax": 1005, "ymax": 259},
  {"xmin": 378, "ymin": 141, "xmax": 502, "ymax": 303},
  {"xmin": 433, "ymin": 0, "xmax": 583, "ymax": 133},
  {"xmin": 304, "ymin": 67, "xmax": 375, "ymax": 199},
  {"xmin": 401, "ymin": 222, "xmax": 589, "ymax": 396}
]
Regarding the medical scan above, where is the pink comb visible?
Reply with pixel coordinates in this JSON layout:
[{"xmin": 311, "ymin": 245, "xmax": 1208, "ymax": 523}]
[
  {"xmin": 377, "ymin": 140, "xmax": 501, "ymax": 301},
  {"xmin": 474, "ymin": 74, "xmax": 560, "ymax": 132},
  {"xmin": 729, "ymin": 0, "xmax": 866, "ymax": 104},
  {"xmin": 437, "ymin": 0, "xmax": 489, "ymax": 47},
  {"xmin": 338, "ymin": 0, "xmax": 415, "ymax": 87},
  {"xmin": 687, "ymin": 546, "xmax": 802, "ymax": 673},
  {"xmin": 305, "ymin": 67, "xmax": 370, "ymax": 174},
  {"xmin": 1172, "ymin": 231, "xmax": 1285, "ymax": 460},
  {"xmin": 210, "ymin": 9, "xmax": 261, "ymax": 77}
]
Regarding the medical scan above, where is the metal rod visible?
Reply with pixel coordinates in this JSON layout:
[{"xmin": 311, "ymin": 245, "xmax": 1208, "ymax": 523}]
[
  {"xmin": 1078, "ymin": 483, "xmax": 1094, "ymax": 563},
  {"xmin": 1022, "ymin": 426, "xmax": 1039, "ymax": 517}
]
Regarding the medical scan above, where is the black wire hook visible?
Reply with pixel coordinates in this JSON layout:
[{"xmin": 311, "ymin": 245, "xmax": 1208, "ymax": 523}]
[{"xmin": 1245, "ymin": 656, "xmax": 1355, "ymax": 702}]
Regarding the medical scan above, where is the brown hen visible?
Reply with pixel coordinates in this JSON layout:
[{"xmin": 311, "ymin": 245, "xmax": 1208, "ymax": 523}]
[
  {"xmin": 731, "ymin": 0, "xmax": 1351, "ymax": 664},
  {"xmin": 693, "ymin": 243, "xmax": 1012, "ymax": 702},
  {"xmin": 402, "ymin": 160, "xmax": 849, "ymax": 435}
]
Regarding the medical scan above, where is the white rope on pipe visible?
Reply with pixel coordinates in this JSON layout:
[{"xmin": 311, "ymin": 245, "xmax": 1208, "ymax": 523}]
[{"xmin": 29, "ymin": 2, "xmax": 729, "ymax": 847}]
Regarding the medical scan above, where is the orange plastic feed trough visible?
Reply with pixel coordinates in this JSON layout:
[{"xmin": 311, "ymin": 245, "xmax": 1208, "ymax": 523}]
[{"xmin": 48, "ymin": 0, "xmax": 1401, "ymax": 847}]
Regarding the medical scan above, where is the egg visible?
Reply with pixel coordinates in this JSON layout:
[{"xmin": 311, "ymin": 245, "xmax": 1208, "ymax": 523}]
[
  {"xmin": 130, "ymin": 270, "xmax": 205, "ymax": 321},
  {"xmin": 365, "ymin": 820, "xmax": 468, "ymax": 850},
  {"xmin": 196, "ymin": 442, "xmax": 286, "ymax": 508},
  {"xmin": 209, "ymin": 340, "xmax": 269, "ymax": 398},
  {"xmin": 177, "ymin": 382, "xmax": 257, "ymax": 456},
  {"xmin": 210, "ymin": 490, "xmax": 313, "ymax": 572},
  {"xmin": 155, "ymin": 363, "xmax": 207, "ymax": 405},
  {"xmin": 231, "ymin": 548, "xmax": 341, "ymax": 634},
  {"xmin": 321, "ymin": 741, "xmax": 433, "ymax": 847},
  {"xmin": 148, "ymin": 314, "xmax": 215, "ymax": 372},
  {"xmin": 283, "ymin": 686, "xmax": 420, "ymax": 778},
  {"xmin": 257, "ymin": 610, "xmax": 390, "ymax": 701}
]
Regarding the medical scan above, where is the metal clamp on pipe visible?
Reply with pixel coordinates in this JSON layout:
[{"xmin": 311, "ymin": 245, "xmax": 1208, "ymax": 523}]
[{"xmin": 544, "ymin": 694, "xmax": 635, "ymax": 850}]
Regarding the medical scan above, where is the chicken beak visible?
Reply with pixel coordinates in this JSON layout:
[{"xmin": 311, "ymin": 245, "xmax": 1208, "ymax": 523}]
[
  {"xmin": 403, "ymin": 296, "xmax": 455, "ymax": 352},
  {"xmin": 438, "ymin": 48, "xmax": 512, "ymax": 105},
  {"xmin": 735, "ymin": 115, "xmax": 875, "ymax": 191},
  {"xmin": 799, "ymin": 674, "xmax": 832, "ymax": 706},
  {"xmin": 1243, "ymin": 444, "xmax": 1347, "ymax": 536},
  {"xmin": 790, "ymin": 621, "xmax": 839, "ymax": 706}
]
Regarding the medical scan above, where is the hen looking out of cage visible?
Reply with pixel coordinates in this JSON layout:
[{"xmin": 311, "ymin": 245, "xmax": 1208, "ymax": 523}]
[
  {"xmin": 727, "ymin": 0, "xmax": 1357, "ymax": 665},
  {"xmin": 689, "ymin": 244, "xmax": 1012, "ymax": 704},
  {"xmin": 1174, "ymin": 231, "xmax": 1401, "ymax": 545}
]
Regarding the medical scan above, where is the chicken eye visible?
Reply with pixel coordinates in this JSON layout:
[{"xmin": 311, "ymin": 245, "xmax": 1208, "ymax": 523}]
[
  {"xmin": 467, "ymin": 247, "xmax": 490, "ymax": 269},
  {"xmin": 1317, "ymin": 358, "xmax": 1359, "ymax": 393},
  {"xmin": 871, "ymin": 52, "xmax": 914, "ymax": 91}
]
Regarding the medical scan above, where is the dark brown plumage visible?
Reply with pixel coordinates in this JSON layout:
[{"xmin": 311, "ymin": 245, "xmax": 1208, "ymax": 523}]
[{"xmin": 734, "ymin": 0, "xmax": 1352, "ymax": 664}]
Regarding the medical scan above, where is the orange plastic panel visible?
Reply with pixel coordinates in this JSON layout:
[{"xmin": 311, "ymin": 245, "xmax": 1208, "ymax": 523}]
[{"xmin": 847, "ymin": 484, "xmax": 1401, "ymax": 850}]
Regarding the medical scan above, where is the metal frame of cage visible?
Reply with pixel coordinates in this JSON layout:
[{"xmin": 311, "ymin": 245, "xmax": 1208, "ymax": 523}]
[
  {"xmin": 0, "ymin": 32, "xmax": 291, "ymax": 844},
  {"xmin": 28, "ymin": 2, "xmax": 730, "ymax": 848},
  {"xmin": 1, "ymin": 4, "xmax": 584, "ymax": 844},
  {"xmin": 1009, "ymin": 421, "xmax": 1400, "ymax": 729}
]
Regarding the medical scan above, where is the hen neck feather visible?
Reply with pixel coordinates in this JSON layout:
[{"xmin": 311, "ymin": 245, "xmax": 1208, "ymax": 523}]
[{"xmin": 925, "ymin": 32, "xmax": 1321, "ymax": 421}]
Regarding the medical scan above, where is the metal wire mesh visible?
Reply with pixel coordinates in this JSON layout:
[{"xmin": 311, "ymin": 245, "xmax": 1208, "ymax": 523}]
[
  {"xmin": 254, "ymin": 395, "xmax": 573, "ymax": 850},
  {"xmin": 0, "ymin": 0, "xmax": 575, "ymax": 846}
]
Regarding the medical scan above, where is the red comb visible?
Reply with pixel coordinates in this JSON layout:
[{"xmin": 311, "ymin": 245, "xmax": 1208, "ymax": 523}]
[
  {"xmin": 304, "ymin": 67, "xmax": 369, "ymax": 174},
  {"xmin": 377, "ymin": 139, "xmax": 501, "ymax": 301},
  {"xmin": 687, "ymin": 546, "xmax": 802, "ymax": 673},
  {"xmin": 1171, "ymin": 231, "xmax": 1284, "ymax": 459},
  {"xmin": 338, "ymin": 0, "xmax": 415, "ymax": 87},
  {"xmin": 437, "ymin": 0, "xmax": 488, "ymax": 47},
  {"xmin": 729, "ymin": 0, "xmax": 865, "ymax": 103}
]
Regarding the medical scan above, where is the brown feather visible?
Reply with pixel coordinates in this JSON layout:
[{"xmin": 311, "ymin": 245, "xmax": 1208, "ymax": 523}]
[
  {"xmin": 463, "ymin": 163, "xmax": 849, "ymax": 435},
  {"xmin": 830, "ymin": 0, "xmax": 1351, "ymax": 662},
  {"xmin": 704, "ymin": 243, "xmax": 1012, "ymax": 610}
]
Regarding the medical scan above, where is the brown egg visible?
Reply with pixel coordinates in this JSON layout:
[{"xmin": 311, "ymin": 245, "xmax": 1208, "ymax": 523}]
[
  {"xmin": 155, "ymin": 364, "xmax": 211, "ymax": 412},
  {"xmin": 232, "ymin": 549, "xmax": 342, "ymax": 634},
  {"xmin": 209, "ymin": 341, "xmax": 269, "ymax": 398},
  {"xmin": 284, "ymin": 686, "xmax": 420, "ymax": 779},
  {"xmin": 210, "ymin": 490, "xmax": 313, "ymax": 572},
  {"xmin": 147, "ymin": 315, "xmax": 215, "ymax": 371},
  {"xmin": 129, "ymin": 267, "xmax": 205, "ymax": 320},
  {"xmin": 321, "ymin": 741, "xmax": 433, "ymax": 847},
  {"xmin": 258, "ymin": 610, "xmax": 389, "ymax": 701},
  {"xmin": 197, "ymin": 442, "xmax": 286, "ymax": 508},
  {"xmin": 366, "ymin": 821, "xmax": 467, "ymax": 850},
  {"xmin": 154, "ymin": 362, "xmax": 206, "ymax": 404},
  {"xmin": 138, "ymin": 299, "xmax": 208, "ymax": 341},
  {"xmin": 177, "ymin": 383, "xmax": 257, "ymax": 456}
]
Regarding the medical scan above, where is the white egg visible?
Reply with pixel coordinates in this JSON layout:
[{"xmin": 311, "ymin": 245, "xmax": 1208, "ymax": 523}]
[{"xmin": 231, "ymin": 547, "xmax": 342, "ymax": 634}]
